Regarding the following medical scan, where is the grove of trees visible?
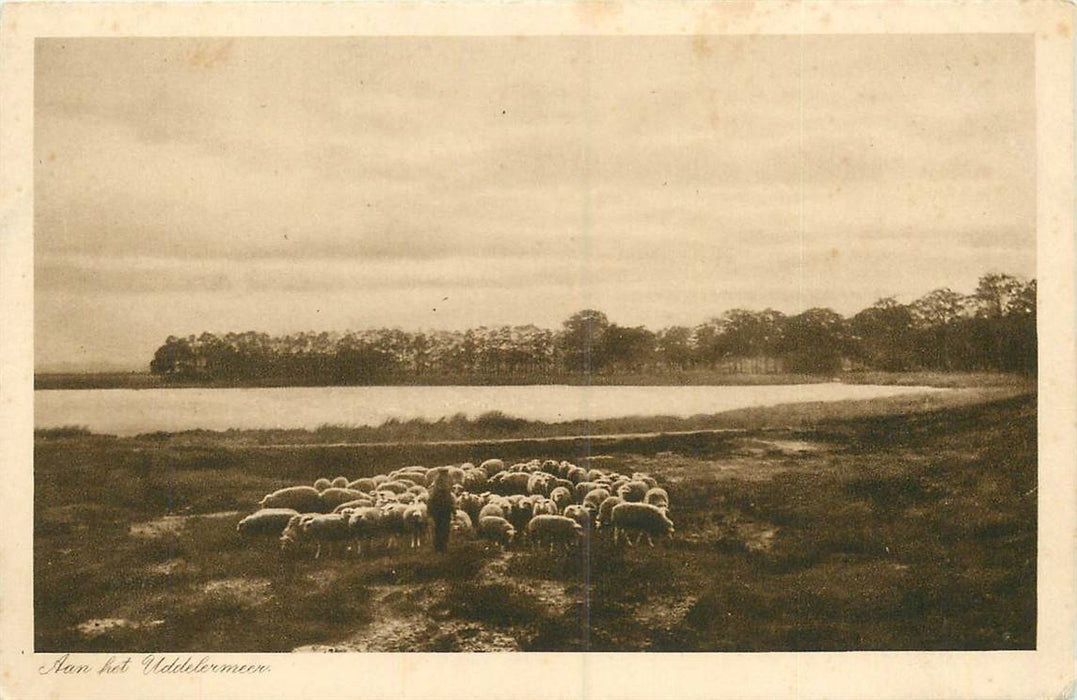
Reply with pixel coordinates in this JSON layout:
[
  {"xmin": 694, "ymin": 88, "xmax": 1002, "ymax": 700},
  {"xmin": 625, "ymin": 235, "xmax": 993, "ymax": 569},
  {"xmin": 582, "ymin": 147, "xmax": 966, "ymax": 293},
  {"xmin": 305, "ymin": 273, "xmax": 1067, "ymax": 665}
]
[{"xmin": 149, "ymin": 272, "xmax": 1036, "ymax": 384}]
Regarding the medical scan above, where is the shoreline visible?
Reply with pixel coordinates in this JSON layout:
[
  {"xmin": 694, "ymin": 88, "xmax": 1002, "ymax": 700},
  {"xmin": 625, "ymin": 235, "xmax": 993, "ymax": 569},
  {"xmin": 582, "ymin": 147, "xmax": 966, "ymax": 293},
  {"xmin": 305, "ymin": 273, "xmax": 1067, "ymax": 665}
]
[
  {"xmin": 34, "ymin": 384, "xmax": 1032, "ymax": 445},
  {"xmin": 33, "ymin": 370, "xmax": 1032, "ymax": 392}
]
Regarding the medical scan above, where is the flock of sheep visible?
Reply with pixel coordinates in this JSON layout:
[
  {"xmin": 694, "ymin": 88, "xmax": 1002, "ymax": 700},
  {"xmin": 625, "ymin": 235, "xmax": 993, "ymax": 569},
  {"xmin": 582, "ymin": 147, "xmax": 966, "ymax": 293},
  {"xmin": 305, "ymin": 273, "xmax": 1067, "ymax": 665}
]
[{"xmin": 236, "ymin": 458, "xmax": 675, "ymax": 558}]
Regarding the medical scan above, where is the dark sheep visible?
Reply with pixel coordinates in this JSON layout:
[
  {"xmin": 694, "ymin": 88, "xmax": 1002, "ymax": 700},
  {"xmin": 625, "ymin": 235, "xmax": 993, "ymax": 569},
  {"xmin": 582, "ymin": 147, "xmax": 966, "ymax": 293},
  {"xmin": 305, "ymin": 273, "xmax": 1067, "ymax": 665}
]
[{"xmin": 427, "ymin": 469, "xmax": 455, "ymax": 553}]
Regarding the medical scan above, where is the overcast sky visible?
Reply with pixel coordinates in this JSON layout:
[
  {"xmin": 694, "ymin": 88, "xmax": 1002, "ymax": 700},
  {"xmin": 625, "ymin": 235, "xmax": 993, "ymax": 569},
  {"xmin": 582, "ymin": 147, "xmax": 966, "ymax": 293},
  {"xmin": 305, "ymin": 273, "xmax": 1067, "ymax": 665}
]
[{"xmin": 35, "ymin": 35, "xmax": 1035, "ymax": 371}]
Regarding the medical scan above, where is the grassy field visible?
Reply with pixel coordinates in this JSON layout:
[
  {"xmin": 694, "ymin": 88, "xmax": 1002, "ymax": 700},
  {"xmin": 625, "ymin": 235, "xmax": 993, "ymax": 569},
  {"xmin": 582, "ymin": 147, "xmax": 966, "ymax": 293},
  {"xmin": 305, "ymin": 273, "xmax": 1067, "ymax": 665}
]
[{"xmin": 34, "ymin": 390, "xmax": 1036, "ymax": 652}]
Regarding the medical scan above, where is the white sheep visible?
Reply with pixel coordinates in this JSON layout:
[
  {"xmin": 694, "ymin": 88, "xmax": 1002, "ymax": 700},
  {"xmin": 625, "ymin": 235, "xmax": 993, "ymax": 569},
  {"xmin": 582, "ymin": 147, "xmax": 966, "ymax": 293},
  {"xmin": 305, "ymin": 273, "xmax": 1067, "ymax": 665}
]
[
  {"xmin": 313, "ymin": 478, "xmax": 332, "ymax": 493},
  {"xmin": 583, "ymin": 488, "xmax": 611, "ymax": 513},
  {"xmin": 644, "ymin": 487, "xmax": 670, "ymax": 510},
  {"xmin": 586, "ymin": 469, "xmax": 608, "ymax": 483},
  {"xmin": 565, "ymin": 466, "xmax": 588, "ymax": 484},
  {"xmin": 237, "ymin": 508, "xmax": 299, "ymax": 537},
  {"xmin": 549, "ymin": 486, "xmax": 573, "ymax": 512},
  {"xmin": 319, "ymin": 487, "xmax": 365, "ymax": 510},
  {"xmin": 280, "ymin": 513, "xmax": 315, "ymax": 551},
  {"xmin": 346, "ymin": 507, "xmax": 384, "ymax": 555},
  {"xmin": 331, "ymin": 497, "xmax": 375, "ymax": 514},
  {"xmin": 348, "ymin": 477, "xmax": 377, "ymax": 492},
  {"xmin": 379, "ymin": 503, "xmax": 409, "ymax": 549},
  {"xmin": 574, "ymin": 481, "xmax": 604, "ymax": 502},
  {"xmin": 632, "ymin": 473, "xmax": 659, "ymax": 490},
  {"xmin": 403, "ymin": 504, "xmax": 428, "ymax": 548},
  {"xmin": 617, "ymin": 480, "xmax": 650, "ymax": 503},
  {"xmin": 492, "ymin": 472, "xmax": 531, "ymax": 496},
  {"xmin": 375, "ymin": 480, "xmax": 411, "ymax": 494},
  {"xmin": 331, "ymin": 476, "xmax": 349, "ymax": 489},
  {"xmin": 595, "ymin": 496, "xmax": 623, "ymax": 531},
  {"xmin": 477, "ymin": 516, "xmax": 515, "ymax": 547},
  {"xmin": 280, "ymin": 513, "xmax": 351, "ymax": 558},
  {"xmin": 527, "ymin": 472, "xmax": 554, "ymax": 497},
  {"xmin": 463, "ymin": 468, "xmax": 488, "ymax": 492},
  {"xmin": 478, "ymin": 502, "xmax": 506, "ymax": 520},
  {"xmin": 451, "ymin": 509, "xmax": 473, "ymax": 536},
  {"xmin": 553, "ymin": 477, "xmax": 576, "ymax": 493},
  {"xmin": 457, "ymin": 492, "xmax": 484, "ymax": 524},
  {"xmin": 562, "ymin": 504, "xmax": 592, "ymax": 531},
  {"xmin": 479, "ymin": 458, "xmax": 506, "ymax": 475},
  {"xmin": 260, "ymin": 486, "xmax": 323, "ymax": 513},
  {"xmin": 505, "ymin": 496, "xmax": 535, "ymax": 535},
  {"xmin": 374, "ymin": 490, "xmax": 401, "ymax": 506},
  {"xmin": 392, "ymin": 466, "xmax": 428, "ymax": 481},
  {"xmin": 425, "ymin": 465, "xmax": 465, "ymax": 487},
  {"xmin": 527, "ymin": 514, "xmax": 584, "ymax": 551},
  {"xmin": 531, "ymin": 497, "xmax": 559, "ymax": 517},
  {"xmin": 610, "ymin": 502, "xmax": 674, "ymax": 546}
]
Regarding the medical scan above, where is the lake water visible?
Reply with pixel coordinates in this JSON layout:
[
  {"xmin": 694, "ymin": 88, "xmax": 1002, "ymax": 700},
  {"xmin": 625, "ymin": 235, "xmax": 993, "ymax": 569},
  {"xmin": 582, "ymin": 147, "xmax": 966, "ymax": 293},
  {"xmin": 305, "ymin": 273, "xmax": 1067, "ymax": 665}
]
[{"xmin": 34, "ymin": 383, "xmax": 949, "ymax": 437}]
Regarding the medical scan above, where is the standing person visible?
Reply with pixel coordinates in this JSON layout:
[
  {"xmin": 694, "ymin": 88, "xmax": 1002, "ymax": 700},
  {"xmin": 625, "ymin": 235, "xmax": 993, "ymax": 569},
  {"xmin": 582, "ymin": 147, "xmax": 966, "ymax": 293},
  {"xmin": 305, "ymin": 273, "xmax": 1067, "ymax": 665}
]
[{"xmin": 428, "ymin": 468, "xmax": 455, "ymax": 553}]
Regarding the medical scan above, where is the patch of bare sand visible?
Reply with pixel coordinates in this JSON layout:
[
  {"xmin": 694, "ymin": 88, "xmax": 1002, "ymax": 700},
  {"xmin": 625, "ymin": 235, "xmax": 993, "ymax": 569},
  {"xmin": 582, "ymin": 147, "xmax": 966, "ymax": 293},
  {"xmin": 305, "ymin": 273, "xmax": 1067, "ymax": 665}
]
[
  {"xmin": 144, "ymin": 558, "xmax": 199, "ymax": 579},
  {"xmin": 294, "ymin": 550, "xmax": 577, "ymax": 653},
  {"xmin": 482, "ymin": 550, "xmax": 577, "ymax": 611},
  {"xmin": 294, "ymin": 582, "xmax": 521, "ymax": 652},
  {"xmin": 295, "ymin": 618, "xmax": 520, "ymax": 653},
  {"xmin": 130, "ymin": 510, "xmax": 242, "ymax": 538},
  {"xmin": 634, "ymin": 593, "xmax": 699, "ymax": 635},
  {"xmin": 619, "ymin": 435, "xmax": 849, "ymax": 489},
  {"xmin": 678, "ymin": 509, "xmax": 778, "ymax": 552},
  {"xmin": 77, "ymin": 617, "xmax": 164, "ymax": 638},
  {"xmin": 202, "ymin": 577, "xmax": 273, "ymax": 606},
  {"xmin": 130, "ymin": 515, "xmax": 187, "ymax": 538}
]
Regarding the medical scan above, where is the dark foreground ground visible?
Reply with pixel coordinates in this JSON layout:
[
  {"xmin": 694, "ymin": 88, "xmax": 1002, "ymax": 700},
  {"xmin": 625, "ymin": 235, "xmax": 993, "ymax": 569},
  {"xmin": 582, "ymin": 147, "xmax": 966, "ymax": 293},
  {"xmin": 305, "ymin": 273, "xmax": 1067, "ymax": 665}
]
[{"xmin": 34, "ymin": 392, "xmax": 1036, "ymax": 652}]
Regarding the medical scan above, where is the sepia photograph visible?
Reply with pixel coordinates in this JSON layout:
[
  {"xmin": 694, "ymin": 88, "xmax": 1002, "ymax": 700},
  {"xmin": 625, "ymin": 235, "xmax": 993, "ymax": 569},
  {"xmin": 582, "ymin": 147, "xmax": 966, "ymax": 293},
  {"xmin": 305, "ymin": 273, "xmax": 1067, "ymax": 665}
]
[
  {"xmin": 29, "ymin": 31, "xmax": 1043, "ymax": 653},
  {"xmin": 2, "ymin": 1, "xmax": 1075, "ymax": 697}
]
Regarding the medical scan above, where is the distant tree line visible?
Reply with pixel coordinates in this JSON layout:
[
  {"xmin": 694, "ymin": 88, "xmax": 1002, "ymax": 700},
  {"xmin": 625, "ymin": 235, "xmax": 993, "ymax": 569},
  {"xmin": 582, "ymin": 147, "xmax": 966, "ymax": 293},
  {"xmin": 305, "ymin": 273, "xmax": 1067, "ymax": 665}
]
[{"xmin": 149, "ymin": 272, "xmax": 1036, "ymax": 383}]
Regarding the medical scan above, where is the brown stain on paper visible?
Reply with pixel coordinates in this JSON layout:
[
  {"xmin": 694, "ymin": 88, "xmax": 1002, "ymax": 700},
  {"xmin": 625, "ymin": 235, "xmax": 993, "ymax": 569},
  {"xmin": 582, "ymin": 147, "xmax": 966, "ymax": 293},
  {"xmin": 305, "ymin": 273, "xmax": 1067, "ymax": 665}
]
[
  {"xmin": 574, "ymin": 2, "xmax": 623, "ymax": 28},
  {"xmin": 693, "ymin": 34, "xmax": 715, "ymax": 59},
  {"xmin": 188, "ymin": 40, "xmax": 234, "ymax": 70}
]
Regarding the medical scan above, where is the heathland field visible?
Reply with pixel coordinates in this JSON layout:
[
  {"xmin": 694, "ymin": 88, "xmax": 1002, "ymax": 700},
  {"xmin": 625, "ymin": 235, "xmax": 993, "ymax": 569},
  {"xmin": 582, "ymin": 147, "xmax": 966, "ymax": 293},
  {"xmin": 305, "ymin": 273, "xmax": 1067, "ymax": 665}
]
[{"xmin": 34, "ymin": 385, "xmax": 1036, "ymax": 652}]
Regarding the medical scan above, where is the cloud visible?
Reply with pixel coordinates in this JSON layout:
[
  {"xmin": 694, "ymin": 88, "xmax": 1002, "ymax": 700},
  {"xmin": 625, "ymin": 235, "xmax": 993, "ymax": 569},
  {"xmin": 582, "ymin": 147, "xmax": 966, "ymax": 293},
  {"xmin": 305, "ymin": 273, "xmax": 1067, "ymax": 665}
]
[{"xmin": 33, "ymin": 35, "xmax": 1036, "ymax": 370}]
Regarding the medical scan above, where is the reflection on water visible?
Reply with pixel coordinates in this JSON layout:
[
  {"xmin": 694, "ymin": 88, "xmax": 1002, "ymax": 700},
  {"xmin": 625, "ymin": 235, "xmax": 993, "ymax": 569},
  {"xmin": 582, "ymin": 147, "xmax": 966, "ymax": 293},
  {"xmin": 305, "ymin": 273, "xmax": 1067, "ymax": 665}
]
[{"xmin": 35, "ymin": 383, "xmax": 948, "ymax": 436}]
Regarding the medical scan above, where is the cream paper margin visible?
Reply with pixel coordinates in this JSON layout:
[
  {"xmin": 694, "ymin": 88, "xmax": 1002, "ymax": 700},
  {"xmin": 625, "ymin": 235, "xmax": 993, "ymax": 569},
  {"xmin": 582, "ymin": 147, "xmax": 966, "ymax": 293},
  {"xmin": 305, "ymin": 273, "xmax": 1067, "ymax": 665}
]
[{"xmin": 0, "ymin": 2, "xmax": 1073, "ymax": 699}]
